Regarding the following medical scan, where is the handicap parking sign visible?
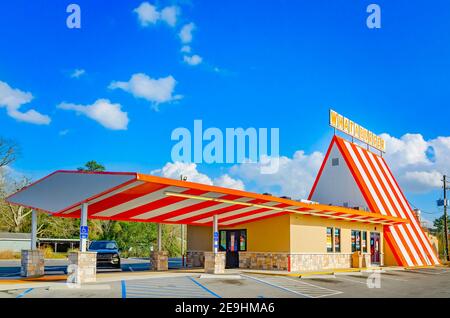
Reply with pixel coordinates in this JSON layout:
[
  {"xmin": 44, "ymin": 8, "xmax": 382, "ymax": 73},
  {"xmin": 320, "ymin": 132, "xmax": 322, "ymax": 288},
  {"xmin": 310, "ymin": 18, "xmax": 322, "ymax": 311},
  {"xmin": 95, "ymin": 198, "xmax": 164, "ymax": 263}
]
[
  {"xmin": 80, "ymin": 226, "xmax": 89, "ymax": 239},
  {"xmin": 213, "ymin": 231, "xmax": 219, "ymax": 248}
]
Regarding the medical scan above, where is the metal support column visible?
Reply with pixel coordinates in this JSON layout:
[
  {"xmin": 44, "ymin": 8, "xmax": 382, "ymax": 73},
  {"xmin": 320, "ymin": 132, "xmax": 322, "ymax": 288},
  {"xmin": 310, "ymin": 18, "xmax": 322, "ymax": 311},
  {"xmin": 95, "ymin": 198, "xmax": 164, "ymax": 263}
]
[
  {"xmin": 157, "ymin": 223, "xmax": 162, "ymax": 252},
  {"xmin": 31, "ymin": 209, "xmax": 37, "ymax": 250},
  {"xmin": 80, "ymin": 203, "xmax": 88, "ymax": 252},
  {"xmin": 213, "ymin": 214, "xmax": 218, "ymax": 254},
  {"xmin": 181, "ymin": 224, "xmax": 184, "ymax": 266}
]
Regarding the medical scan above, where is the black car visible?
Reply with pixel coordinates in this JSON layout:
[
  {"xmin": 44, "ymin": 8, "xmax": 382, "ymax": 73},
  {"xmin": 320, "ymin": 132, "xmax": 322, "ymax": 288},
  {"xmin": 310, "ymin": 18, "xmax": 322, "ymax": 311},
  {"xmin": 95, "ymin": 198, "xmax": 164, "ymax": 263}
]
[{"xmin": 88, "ymin": 240, "xmax": 121, "ymax": 269}]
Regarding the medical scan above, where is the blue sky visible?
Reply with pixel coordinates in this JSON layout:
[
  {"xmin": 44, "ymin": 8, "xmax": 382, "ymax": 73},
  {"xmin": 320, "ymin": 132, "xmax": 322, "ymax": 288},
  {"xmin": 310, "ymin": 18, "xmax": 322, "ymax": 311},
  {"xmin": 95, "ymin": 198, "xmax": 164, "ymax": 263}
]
[{"xmin": 1, "ymin": 0, "xmax": 450, "ymax": 223}]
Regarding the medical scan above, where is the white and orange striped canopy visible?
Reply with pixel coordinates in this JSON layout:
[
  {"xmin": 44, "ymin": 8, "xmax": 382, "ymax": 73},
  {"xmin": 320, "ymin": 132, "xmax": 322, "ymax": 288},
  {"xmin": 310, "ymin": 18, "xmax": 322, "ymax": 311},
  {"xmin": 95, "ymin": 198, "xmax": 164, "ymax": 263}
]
[
  {"xmin": 6, "ymin": 170, "xmax": 406, "ymax": 227},
  {"xmin": 309, "ymin": 136, "xmax": 440, "ymax": 267}
]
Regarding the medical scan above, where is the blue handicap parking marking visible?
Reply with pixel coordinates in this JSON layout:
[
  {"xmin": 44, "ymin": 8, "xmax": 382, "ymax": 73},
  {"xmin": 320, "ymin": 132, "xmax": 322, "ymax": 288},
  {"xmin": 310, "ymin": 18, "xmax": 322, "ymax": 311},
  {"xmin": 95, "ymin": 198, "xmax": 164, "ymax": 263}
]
[{"xmin": 125, "ymin": 276, "xmax": 220, "ymax": 298}]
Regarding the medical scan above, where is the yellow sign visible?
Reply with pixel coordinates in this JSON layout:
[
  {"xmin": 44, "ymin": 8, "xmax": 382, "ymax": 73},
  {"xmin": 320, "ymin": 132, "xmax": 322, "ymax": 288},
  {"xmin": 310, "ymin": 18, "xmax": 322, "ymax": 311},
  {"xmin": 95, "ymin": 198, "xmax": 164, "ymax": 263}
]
[{"xmin": 329, "ymin": 109, "xmax": 386, "ymax": 152}]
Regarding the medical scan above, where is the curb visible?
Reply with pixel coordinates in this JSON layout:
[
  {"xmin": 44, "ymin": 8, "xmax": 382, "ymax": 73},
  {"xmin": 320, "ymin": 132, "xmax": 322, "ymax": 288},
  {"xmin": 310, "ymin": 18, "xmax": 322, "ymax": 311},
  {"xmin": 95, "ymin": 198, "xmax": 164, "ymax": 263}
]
[{"xmin": 242, "ymin": 267, "xmax": 385, "ymax": 278}]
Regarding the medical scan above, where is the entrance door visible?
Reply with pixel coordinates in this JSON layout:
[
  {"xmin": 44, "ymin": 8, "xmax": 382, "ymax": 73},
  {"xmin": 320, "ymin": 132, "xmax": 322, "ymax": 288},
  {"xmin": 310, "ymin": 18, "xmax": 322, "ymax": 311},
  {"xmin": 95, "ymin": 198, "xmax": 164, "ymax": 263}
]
[
  {"xmin": 370, "ymin": 232, "xmax": 381, "ymax": 264},
  {"xmin": 219, "ymin": 229, "xmax": 247, "ymax": 268}
]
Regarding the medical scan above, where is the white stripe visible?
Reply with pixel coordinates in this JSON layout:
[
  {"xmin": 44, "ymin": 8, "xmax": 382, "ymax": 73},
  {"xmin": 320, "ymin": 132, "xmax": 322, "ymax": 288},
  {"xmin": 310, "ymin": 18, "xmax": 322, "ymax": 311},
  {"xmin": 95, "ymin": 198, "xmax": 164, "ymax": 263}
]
[
  {"xmin": 356, "ymin": 147, "xmax": 423, "ymax": 266},
  {"xmin": 194, "ymin": 201, "xmax": 281, "ymax": 224},
  {"xmin": 343, "ymin": 142, "xmax": 387, "ymax": 215},
  {"xmin": 376, "ymin": 156, "xmax": 439, "ymax": 264},
  {"xmin": 367, "ymin": 151, "xmax": 431, "ymax": 265},
  {"xmin": 220, "ymin": 210, "xmax": 282, "ymax": 225},
  {"xmin": 93, "ymin": 186, "xmax": 186, "ymax": 217},
  {"xmin": 132, "ymin": 192, "xmax": 225, "ymax": 220},
  {"xmin": 166, "ymin": 197, "xmax": 254, "ymax": 222},
  {"xmin": 62, "ymin": 181, "xmax": 145, "ymax": 214},
  {"xmin": 390, "ymin": 227, "xmax": 414, "ymax": 266},
  {"xmin": 343, "ymin": 141, "xmax": 414, "ymax": 266}
]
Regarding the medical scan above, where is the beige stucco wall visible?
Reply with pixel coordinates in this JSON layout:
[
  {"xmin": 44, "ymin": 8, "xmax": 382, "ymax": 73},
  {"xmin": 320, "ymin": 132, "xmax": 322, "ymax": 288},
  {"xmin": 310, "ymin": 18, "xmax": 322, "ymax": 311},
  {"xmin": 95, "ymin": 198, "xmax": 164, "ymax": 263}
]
[
  {"xmin": 187, "ymin": 214, "xmax": 291, "ymax": 253},
  {"xmin": 289, "ymin": 214, "xmax": 383, "ymax": 254},
  {"xmin": 187, "ymin": 225, "xmax": 212, "ymax": 252},
  {"xmin": 187, "ymin": 214, "xmax": 384, "ymax": 257}
]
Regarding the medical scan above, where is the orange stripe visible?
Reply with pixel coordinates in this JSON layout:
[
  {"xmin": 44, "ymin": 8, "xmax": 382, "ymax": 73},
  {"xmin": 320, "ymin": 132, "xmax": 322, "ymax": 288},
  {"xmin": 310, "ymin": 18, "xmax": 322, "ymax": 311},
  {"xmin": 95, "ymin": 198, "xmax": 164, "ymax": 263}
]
[
  {"xmin": 360, "ymin": 147, "xmax": 428, "ymax": 265},
  {"xmin": 334, "ymin": 138, "xmax": 379, "ymax": 213},
  {"xmin": 384, "ymin": 227, "xmax": 405, "ymax": 266},
  {"xmin": 338, "ymin": 138, "xmax": 417, "ymax": 265},
  {"xmin": 379, "ymin": 156, "xmax": 439, "ymax": 264}
]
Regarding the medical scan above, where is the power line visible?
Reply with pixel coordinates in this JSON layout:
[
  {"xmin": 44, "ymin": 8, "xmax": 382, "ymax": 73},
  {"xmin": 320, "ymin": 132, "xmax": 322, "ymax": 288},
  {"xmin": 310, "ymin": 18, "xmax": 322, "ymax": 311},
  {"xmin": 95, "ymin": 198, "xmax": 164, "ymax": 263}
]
[{"xmin": 407, "ymin": 200, "xmax": 440, "ymax": 215}]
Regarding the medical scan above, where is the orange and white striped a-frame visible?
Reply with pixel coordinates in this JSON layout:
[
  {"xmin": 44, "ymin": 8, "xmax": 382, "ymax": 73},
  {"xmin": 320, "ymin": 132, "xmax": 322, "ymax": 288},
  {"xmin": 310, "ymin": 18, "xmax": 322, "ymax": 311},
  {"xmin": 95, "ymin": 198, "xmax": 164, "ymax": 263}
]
[{"xmin": 309, "ymin": 136, "xmax": 440, "ymax": 267}]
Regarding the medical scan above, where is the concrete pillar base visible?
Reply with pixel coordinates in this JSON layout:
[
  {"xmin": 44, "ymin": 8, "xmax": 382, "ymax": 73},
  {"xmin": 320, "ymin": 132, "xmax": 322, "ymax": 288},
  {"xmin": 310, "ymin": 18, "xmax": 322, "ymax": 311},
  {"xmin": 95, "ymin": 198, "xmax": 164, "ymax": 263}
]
[
  {"xmin": 362, "ymin": 253, "xmax": 372, "ymax": 268},
  {"xmin": 21, "ymin": 250, "xmax": 44, "ymax": 278},
  {"xmin": 68, "ymin": 251, "xmax": 97, "ymax": 284},
  {"xmin": 204, "ymin": 252, "xmax": 225, "ymax": 274},
  {"xmin": 150, "ymin": 251, "xmax": 168, "ymax": 271}
]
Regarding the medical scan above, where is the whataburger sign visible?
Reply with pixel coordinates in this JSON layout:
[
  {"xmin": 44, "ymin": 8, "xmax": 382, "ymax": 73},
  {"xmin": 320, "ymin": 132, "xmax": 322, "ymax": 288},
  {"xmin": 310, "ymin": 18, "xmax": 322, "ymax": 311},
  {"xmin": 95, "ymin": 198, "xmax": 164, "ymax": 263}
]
[{"xmin": 329, "ymin": 109, "xmax": 386, "ymax": 153}]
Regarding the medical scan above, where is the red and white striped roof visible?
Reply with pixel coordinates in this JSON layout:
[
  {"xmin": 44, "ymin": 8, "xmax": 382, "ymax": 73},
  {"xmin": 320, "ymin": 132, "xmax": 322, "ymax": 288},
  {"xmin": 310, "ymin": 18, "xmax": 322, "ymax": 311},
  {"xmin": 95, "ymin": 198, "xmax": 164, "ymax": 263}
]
[
  {"xmin": 6, "ymin": 170, "xmax": 406, "ymax": 227},
  {"xmin": 309, "ymin": 136, "xmax": 440, "ymax": 267}
]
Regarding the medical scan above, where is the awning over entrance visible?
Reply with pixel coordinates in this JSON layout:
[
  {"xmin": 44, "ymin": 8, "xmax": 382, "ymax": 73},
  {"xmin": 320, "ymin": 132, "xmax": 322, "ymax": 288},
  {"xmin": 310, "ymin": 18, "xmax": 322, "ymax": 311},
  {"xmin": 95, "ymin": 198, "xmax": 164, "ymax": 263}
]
[{"xmin": 7, "ymin": 170, "xmax": 408, "ymax": 227}]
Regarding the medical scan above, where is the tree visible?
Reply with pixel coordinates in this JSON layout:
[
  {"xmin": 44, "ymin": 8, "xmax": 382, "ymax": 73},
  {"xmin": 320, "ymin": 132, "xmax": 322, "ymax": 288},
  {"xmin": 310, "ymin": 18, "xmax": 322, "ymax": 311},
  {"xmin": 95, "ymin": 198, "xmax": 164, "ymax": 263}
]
[
  {"xmin": 0, "ymin": 138, "xmax": 18, "ymax": 168},
  {"xmin": 433, "ymin": 215, "xmax": 448, "ymax": 233},
  {"xmin": 77, "ymin": 160, "xmax": 105, "ymax": 172}
]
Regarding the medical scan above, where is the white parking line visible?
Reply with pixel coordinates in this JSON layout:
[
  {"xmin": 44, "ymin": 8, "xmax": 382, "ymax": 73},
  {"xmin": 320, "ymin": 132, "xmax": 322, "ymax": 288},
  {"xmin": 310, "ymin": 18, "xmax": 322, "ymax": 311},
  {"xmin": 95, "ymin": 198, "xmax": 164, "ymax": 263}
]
[
  {"xmin": 337, "ymin": 276, "xmax": 368, "ymax": 285},
  {"xmin": 282, "ymin": 277, "xmax": 342, "ymax": 298},
  {"xmin": 406, "ymin": 269, "xmax": 450, "ymax": 275},
  {"xmin": 242, "ymin": 274, "xmax": 342, "ymax": 298}
]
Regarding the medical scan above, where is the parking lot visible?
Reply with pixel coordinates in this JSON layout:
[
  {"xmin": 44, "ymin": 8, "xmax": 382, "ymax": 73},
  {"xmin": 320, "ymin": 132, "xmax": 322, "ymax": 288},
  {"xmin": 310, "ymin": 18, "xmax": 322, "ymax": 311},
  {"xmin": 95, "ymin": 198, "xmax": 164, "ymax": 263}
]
[{"xmin": 1, "ymin": 267, "xmax": 450, "ymax": 298}]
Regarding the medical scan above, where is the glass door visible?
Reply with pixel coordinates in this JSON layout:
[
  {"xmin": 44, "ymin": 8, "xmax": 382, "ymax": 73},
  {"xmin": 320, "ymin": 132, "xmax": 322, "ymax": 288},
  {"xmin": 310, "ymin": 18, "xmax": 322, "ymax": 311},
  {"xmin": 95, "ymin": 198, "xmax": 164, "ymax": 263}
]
[
  {"xmin": 219, "ymin": 229, "xmax": 247, "ymax": 268},
  {"xmin": 370, "ymin": 232, "xmax": 381, "ymax": 264}
]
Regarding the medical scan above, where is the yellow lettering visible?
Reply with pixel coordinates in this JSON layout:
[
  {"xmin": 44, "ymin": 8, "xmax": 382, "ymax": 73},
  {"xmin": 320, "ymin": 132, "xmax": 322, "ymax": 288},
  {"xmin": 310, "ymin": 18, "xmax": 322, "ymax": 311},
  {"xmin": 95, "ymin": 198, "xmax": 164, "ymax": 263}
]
[{"xmin": 330, "ymin": 110, "xmax": 338, "ymax": 128}]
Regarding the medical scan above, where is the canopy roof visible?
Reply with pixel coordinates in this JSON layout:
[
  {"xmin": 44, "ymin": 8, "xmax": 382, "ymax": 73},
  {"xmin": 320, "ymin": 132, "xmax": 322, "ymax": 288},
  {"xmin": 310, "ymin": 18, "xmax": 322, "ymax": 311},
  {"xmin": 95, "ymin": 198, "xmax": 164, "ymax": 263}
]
[{"xmin": 6, "ymin": 170, "xmax": 408, "ymax": 227}]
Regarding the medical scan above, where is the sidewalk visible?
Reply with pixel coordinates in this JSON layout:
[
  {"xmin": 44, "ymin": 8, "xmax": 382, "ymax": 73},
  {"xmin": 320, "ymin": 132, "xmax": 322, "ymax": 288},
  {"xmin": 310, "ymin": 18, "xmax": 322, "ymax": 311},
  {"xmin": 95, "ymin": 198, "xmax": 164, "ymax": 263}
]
[{"xmin": 0, "ymin": 268, "xmax": 205, "ymax": 291}]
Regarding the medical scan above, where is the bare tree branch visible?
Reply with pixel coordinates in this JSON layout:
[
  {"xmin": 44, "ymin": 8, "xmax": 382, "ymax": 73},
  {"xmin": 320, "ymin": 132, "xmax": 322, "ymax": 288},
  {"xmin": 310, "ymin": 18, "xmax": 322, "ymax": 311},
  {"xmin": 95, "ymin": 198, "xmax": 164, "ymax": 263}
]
[{"xmin": 0, "ymin": 138, "xmax": 18, "ymax": 168}]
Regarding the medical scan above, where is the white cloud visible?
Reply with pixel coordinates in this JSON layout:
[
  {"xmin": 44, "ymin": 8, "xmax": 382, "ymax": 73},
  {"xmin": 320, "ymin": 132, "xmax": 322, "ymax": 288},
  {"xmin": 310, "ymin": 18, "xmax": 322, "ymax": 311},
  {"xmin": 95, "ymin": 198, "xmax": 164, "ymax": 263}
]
[
  {"xmin": 179, "ymin": 22, "xmax": 195, "ymax": 44},
  {"xmin": 0, "ymin": 80, "xmax": 51, "ymax": 125},
  {"xmin": 134, "ymin": 2, "xmax": 160, "ymax": 26},
  {"xmin": 134, "ymin": 2, "xmax": 179, "ymax": 27},
  {"xmin": 58, "ymin": 99, "xmax": 129, "ymax": 130},
  {"xmin": 181, "ymin": 45, "xmax": 191, "ymax": 53},
  {"xmin": 213, "ymin": 174, "xmax": 245, "ymax": 190},
  {"xmin": 160, "ymin": 6, "xmax": 179, "ymax": 27},
  {"xmin": 381, "ymin": 133, "xmax": 450, "ymax": 193},
  {"xmin": 70, "ymin": 69, "xmax": 86, "ymax": 79},
  {"xmin": 152, "ymin": 162, "xmax": 213, "ymax": 185},
  {"xmin": 230, "ymin": 151, "xmax": 324, "ymax": 199},
  {"xmin": 402, "ymin": 170, "xmax": 442, "ymax": 193},
  {"xmin": 109, "ymin": 73, "xmax": 182, "ymax": 108},
  {"xmin": 183, "ymin": 54, "xmax": 203, "ymax": 66},
  {"xmin": 151, "ymin": 162, "xmax": 245, "ymax": 190}
]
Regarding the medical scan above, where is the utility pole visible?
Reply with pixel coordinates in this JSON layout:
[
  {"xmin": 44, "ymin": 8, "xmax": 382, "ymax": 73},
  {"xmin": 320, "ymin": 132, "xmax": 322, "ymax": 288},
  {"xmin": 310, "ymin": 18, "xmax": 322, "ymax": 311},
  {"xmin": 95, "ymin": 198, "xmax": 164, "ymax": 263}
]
[{"xmin": 443, "ymin": 175, "xmax": 449, "ymax": 262}]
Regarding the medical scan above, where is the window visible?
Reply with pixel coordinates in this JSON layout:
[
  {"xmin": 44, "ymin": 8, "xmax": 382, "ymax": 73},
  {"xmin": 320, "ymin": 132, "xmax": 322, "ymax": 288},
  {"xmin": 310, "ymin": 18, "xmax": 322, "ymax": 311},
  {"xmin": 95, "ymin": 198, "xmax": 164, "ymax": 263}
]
[
  {"xmin": 334, "ymin": 228, "xmax": 341, "ymax": 252},
  {"xmin": 326, "ymin": 227, "xmax": 333, "ymax": 252},
  {"xmin": 351, "ymin": 230, "xmax": 361, "ymax": 252},
  {"xmin": 332, "ymin": 158, "xmax": 339, "ymax": 166},
  {"xmin": 362, "ymin": 231, "xmax": 367, "ymax": 253},
  {"xmin": 239, "ymin": 230, "xmax": 247, "ymax": 251},
  {"xmin": 219, "ymin": 231, "xmax": 227, "ymax": 251}
]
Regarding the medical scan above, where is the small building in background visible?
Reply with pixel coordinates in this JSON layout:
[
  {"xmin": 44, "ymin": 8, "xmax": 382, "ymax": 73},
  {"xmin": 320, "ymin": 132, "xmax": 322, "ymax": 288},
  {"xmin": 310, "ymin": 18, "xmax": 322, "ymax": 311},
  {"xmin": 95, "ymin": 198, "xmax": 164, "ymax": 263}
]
[
  {"xmin": 0, "ymin": 232, "xmax": 79, "ymax": 254},
  {"xmin": 0, "ymin": 232, "xmax": 31, "ymax": 252}
]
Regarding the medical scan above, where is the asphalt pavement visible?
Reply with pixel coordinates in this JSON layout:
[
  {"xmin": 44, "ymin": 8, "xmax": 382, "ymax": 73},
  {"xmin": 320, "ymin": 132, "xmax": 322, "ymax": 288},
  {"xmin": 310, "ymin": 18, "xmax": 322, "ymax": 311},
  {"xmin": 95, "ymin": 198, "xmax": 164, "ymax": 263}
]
[{"xmin": 1, "ymin": 266, "xmax": 450, "ymax": 298}]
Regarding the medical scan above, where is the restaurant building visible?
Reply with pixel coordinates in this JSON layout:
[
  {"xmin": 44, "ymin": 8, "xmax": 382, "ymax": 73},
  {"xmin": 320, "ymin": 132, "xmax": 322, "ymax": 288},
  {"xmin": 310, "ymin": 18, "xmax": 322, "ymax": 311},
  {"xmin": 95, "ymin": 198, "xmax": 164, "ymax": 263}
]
[
  {"xmin": 186, "ymin": 135, "xmax": 440, "ymax": 271},
  {"xmin": 5, "ymin": 111, "xmax": 440, "ymax": 281}
]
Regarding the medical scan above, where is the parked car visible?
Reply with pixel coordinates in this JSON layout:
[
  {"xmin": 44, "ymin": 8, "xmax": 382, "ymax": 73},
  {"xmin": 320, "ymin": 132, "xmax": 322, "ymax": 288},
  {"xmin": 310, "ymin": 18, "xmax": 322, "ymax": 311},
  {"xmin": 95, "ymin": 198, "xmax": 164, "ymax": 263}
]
[{"xmin": 88, "ymin": 240, "xmax": 121, "ymax": 269}]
